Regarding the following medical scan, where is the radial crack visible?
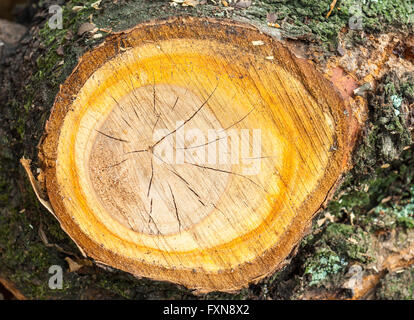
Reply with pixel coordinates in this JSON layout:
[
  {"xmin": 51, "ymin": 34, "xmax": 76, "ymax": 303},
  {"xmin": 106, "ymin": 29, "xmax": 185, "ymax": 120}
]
[
  {"xmin": 152, "ymin": 81, "xmax": 219, "ymax": 149},
  {"xmin": 177, "ymin": 136, "xmax": 225, "ymax": 150},
  {"xmin": 96, "ymin": 129, "xmax": 129, "ymax": 143},
  {"xmin": 103, "ymin": 158, "xmax": 130, "ymax": 169},
  {"xmin": 185, "ymin": 162, "xmax": 268, "ymax": 193},
  {"xmin": 147, "ymin": 157, "xmax": 154, "ymax": 197},
  {"xmin": 168, "ymin": 183, "xmax": 181, "ymax": 231},
  {"xmin": 147, "ymin": 198, "xmax": 161, "ymax": 235},
  {"xmin": 219, "ymin": 106, "xmax": 256, "ymax": 132},
  {"xmin": 168, "ymin": 168, "xmax": 206, "ymax": 206},
  {"xmin": 177, "ymin": 106, "xmax": 256, "ymax": 151},
  {"xmin": 171, "ymin": 96, "xmax": 179, "ymax": 110},
  {"xmin": 124, "ymin": 149, "xmax": 148, "ymax": 155}
]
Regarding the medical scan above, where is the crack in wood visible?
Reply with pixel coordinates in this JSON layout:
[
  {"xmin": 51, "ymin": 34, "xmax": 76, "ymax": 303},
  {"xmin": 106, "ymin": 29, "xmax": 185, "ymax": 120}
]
[
  {"xmin": 185, "ymin": 162, "xmax": 267, "ymax": 193},
  {"xmin": 168, "ymin": 183, "xmax": 181, "ymax": 232},
  {"xmin": 95, "ymin": 129, "xmax": 130, "ymax": 143},
  {"xmin": 147, "ymin": 157, "xmax": 154, "ymax": 197},
  {"xmin": 151, "ymin": 80, "xmax": 219, "ymax": 149}
]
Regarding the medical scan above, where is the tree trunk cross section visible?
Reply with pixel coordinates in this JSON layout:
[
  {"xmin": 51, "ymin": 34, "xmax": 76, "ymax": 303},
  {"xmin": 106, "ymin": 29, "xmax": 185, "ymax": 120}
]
[{"xmin": 37, "ymin": 17, "xmax": 357, "ymax": 292}]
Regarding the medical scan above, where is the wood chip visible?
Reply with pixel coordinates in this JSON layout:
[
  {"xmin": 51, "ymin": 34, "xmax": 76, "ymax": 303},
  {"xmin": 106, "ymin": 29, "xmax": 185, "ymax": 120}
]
[
  {"xmin": 267, "ymin": 22, "xmax": 281, "ymax": 28},
  {"xmin": 252, "ymin": 40, "xmax": 264, "ymax": 46},
  {"xmin": 91, "ymin": 0, "xmax": 102, "ymax": 10},
  {"xmin": 381, "ymin": 196, "xmax": 392, "ymax": 204},
  {"xmin": 348, "ymin": 238, "xmax": 358, "ymax": 245},
  {"xmin": 72, "ymin": 6, "xmax": 84, "ymax": 12},
  {"xmin": 182, "ymin": 0, "xmax": 199, "ymax": 6}
]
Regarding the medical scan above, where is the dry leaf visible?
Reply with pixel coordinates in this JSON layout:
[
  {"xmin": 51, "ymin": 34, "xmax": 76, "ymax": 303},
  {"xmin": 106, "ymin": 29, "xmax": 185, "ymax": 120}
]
[
  {"xmin": 77, "ymin": 22, "xmax": 96, "ymax": 36},
  {"xmin": 317, "ymin": 212, "xmax": 336, "ymax": 227},
  {"xmin": 91, "ymin": 0, "xmax": 102, "ymax": 10},
  {"xmin": 65, "ymin": 257, "xmax": 83, "ymax": 273},
  {"xmin": 381, "ymin": 196, "xmax": 393, "ymax": 204},
  {"xmin": 72, "ymin": 6, "xmax": 84, "ymax": 12}
]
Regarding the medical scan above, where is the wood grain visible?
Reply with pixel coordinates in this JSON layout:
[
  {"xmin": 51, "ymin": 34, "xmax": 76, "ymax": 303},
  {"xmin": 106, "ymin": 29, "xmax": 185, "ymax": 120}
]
[{"xmin": 38, "ymin": 17, "xmax": 358, "ymax": 292}]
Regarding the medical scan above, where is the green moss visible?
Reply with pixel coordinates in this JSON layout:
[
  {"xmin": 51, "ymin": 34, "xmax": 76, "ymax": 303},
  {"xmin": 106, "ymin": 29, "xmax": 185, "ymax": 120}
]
[
  {"xmin": 59, "ymin": 0, "xmax": 414, "ymax": 50},
  {"xmin": 321, "ymin": 224, "xmax": 374, "ymax": 263},
  {"xmin": 327, "ymin": 70, "xmax": 414, "ymax": 227},
  {"xmin": 304, "ymin": 248, "xmax": 348, "ymax": 286},
  {"xmin": 298, "ymin": 124, "xmax": 414, "ymax": 294},
  {"xmin": 377, "ymin": 267, "xmax": 414, "ymax": 300},
  {"xmin": 247, "ymin": 0, "xmax": 413, "ymax": 46},
  {"xmin": 326, "ymin": 143, "xmax": 414, "ymax": 234},
  {"xmin": 297, "ymin": 222, "xmax": 374, "ymax": 289},
  {"xmin": 351, "ymin": 72, "xmax": 413, "ymax": 181},
  {"xmin": 0, "ymin": 203, "xmax": 204, "ymax": 299},
  {"xmin": 34, "ymin": 1, "xmax": 97, "ymax": 87},
  {"xmin": 0, "ymin": 208, "xmax": 64, "ymax": 299},
  {"xmin": 93, "ymin": 0, "xmax": 214, "ymax": 32},
  {"xmin": 374, "ymin": 193, "xmax": 414, "ymax": 229}
]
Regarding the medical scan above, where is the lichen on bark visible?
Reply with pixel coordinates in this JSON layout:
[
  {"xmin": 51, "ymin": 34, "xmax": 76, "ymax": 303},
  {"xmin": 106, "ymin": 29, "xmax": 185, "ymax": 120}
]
[
  {"xmin": 376, "ymin": 266, "xmax": 414, "ymax": 300},
  {"xmin": 244, "ymin": 0, "xmax": 413, "ymax": 44}
]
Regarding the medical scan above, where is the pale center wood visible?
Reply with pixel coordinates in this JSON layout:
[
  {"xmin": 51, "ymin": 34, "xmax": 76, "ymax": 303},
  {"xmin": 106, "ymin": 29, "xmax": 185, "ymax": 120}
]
[{"xmin": 89, "ymin": 84, "xmax": 231, "ymax": 235}]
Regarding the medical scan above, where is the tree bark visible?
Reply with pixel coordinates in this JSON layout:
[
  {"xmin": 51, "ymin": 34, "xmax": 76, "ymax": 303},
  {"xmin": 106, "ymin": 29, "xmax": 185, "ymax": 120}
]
[{"xmin": 0, "ymin": 0, "xmax": 413, "ymax": 299}]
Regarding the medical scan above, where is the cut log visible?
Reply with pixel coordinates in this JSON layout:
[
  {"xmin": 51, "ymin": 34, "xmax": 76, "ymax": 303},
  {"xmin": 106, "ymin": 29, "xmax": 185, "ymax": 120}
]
[{"xmin": 35, "ymin": 17, "xmax": 358, "ymax": 292}]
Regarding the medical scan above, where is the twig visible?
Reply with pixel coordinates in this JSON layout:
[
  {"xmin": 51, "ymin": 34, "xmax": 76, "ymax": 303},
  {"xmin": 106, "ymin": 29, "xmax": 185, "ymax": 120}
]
[{"xmin": 326, "ymin": 0, "xmax": 338, "ymax": 18}]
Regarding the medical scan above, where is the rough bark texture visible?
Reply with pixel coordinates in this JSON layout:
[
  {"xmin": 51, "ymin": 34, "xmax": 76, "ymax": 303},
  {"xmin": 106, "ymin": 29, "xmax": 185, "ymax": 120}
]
[{"xmin": 0, "ymin": 0, "xmax": 413, "ymax": 299}]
